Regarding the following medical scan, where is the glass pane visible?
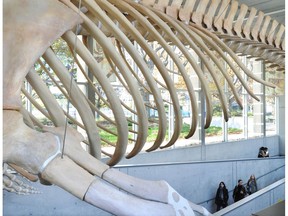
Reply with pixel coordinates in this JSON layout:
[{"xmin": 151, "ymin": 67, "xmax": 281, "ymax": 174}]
[
  {"xmin": 228, "ymin": 101, "xmax": 244, "ymax": 141},
  {"xmin": 248, "ymin": 94, "xmax": 264, "ymax": 138},
  {"xmin": 265, "ymin": 96, "xmax": 276, "ymax": 136},
  {"xmin": 206, "ymin": 97, "xmax": 224, "ymax": 144}
]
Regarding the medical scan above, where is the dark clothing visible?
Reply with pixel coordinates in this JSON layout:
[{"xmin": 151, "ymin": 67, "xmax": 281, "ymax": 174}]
[
  {"xmin": 247, "ymin": 179, "xmax": 257, "ymax": 195},
  {"xmin": 215, "ymin": 187, "xmax": 229, "ymax": 211},
  {"xmin": 258, "ymin": 147, "xmax": 269, "ymax": 158},
  {"xmin": 233, "ymin": 185, "xmax": 247, "ymax": 202}
]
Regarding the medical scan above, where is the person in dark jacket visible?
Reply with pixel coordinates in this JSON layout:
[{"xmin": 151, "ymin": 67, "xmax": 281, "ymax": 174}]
[
  {"xmin": 215, "ymin": 181, "xmax": 229, "ymax": 211},
  {"xmin": 258, "ymin": 147, "xmax": 269, "ymax": 158},
  {"xmin": 233, "ymin": 179, "xmax": 247, "ymax": 202}
]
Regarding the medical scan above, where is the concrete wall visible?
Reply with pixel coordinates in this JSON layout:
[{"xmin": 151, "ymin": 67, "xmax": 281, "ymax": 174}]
[
  {"xmin": 106, "ymin": 135, "xmax": 280, "ymax": 165},
  {"xmin": 277, "ymin": 95, "xmax": 285, "ymax": 156},
  {"xmin": 4, "ymin": 157, "xmax": 284, "ymax": 216},
  {"xmin": 116, "ymin": 157, "xmax": 285, "ymax": 213},
  {"xmin": 3, "ymin": 181, "xmax": 110, "ymax": 216},
  {"xmin": 214, "ymin": 179, "xmax": 285, "ymax": 216}
]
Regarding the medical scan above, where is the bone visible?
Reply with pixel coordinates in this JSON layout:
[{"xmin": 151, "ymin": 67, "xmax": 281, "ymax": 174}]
[
  {"xmin": 148, "ymin": 11, "xmax": 216, "ymax": 128},
  {"xmin": 3, "ymin": 0, "xmax": 205, "ymax": 206},
  {"xmin": 84, "ymin": 178, "xmax": 176, "ymax": 216},
  {"xmin": 34, "ymin": 65, "xmax": 86, "ymax": 131},
  {"xmin": 127, "ymin": 2, "xmax": 201, "ymax": 140},
  {"xmin": 98, "ymin": 52, "xmax": 144, "ymax": 124},
  {"xmin": 113, "ymin": 43, "xmax": 168, "ymax": 146},
  {"xmin": 142, "ymin": 0, "xmax": 282, "ymax": 56},
  {"xmin": 41, "ymin": 155, "xmax": 96, "ymax": 199},
  {"xmin": 88, "ymin": 177, "xmax": 210, "ymax": 215},
  {"xmin": 213, "ymin": 0, "xmax": 230, "ymax": 33},
  {"xmin": 173, "ymin": 20, "xmax": 230, "ymax": 122},
  {"xmin": 226, "ymin": 39, "xmax": 285, "ymax": 68},
  {"xmin": 3, "ymin": 177, "xmax": 33, "ymax": 195},
  {"xmin": 61, "ymin": 0, "xmax": 149, "ymax": 161},
  {"xmin": 178, "ymin": 0, "xmax": 197, "ymax": 23},
  {"xmin": 36, "ymin": 58, "xmax": 105, "ymax": 133},
  {"xmin": 19, "ymin": 107, "xmax": 35, "ymax": 129},
  {"xmin": 88, "ymin": 170, "xmax": 209, "ymax": 215},
  {"xmin": 281, "ymin": 38, "xmax": 285, "ymax": 51},
  {"xmin": 191, "ymin": 0, "xmax": 209, "ymax": 26},
  {"xmin": 189, "ymin": 201, "xmax": 212, "ymax": 216},
  {"xmin": 190, "ymin": 28, "xmax": 263, "ymax": 102},
  {"xmin": 117, "ymin": 1, "xmax": 196, "ymax": 146},
  {"xmin": 274, "ymin": 24, "xmax": 285, "ymax": 49},
  {"xmin": 3, "ymin": 0, "xmax": 80, "ymax": 110},
  {"xmin": 3, "ymin": 108, "xmax": 201, "ymax": 215},
  {"xmin": 43, "ymin": 47, "xmax": 103, "ymax": 160},
  {"xmin": 8, "ymin": 163, "xmax": 39, "ymax": 182},
  {"xmin": 21, "ymin": 87, "xmax": 51, "ymax": 120},
  {"xmin": 177, "ymin": 21, "xmax": 243, "ymax": 109},
  {"xmin": 242, "ymin": 7, "xmax": 257, "ymax": 39},
  {"xmin": 223, "ymin": 0, "xmax": 238, "ymax": 35},
  {"xmin": 63, "ymin": 31, "xmax": 130, "ymax": 162},
  {"xmin": 251, "ymin": 11, "xmax": 264, "ymax": 40},
  {"xmin": 259, "ymin": 16, "xmax": 272, "ymax": 43},
  {"xmin": 113, "ymin": 43, "xmax": 153, "ymax": 101},
  {"xmin": 26, "ymin": 68, "xmax": 66, "ymax": 127},
  {"xmin": 166, "ymin": 0, "xmax": 183, "ymax": 18},
  {"xmin": 233, "ymin": 4, "xmax": 249, "ymax": 37},
  {"xmin": 42, "ymin": 125, "xmax": 209, "ymax": 215},
  {"xmin": 41, "ymin": 126, "xmax": 178, "ymax": 207},
  {"xmin": 152, "ymin": 0, "xmax": 170, "ymax": 12},
  {"xmin": 266, "ymin": 20, "xmax": 279, "ymax": 46},
  {"xmin": 144, "ymin": 4, "xmax": 213, "ymax": 130},
  {"xmin": 140, "ymin": 0, "xmax": 156, "ymax": 7},
  {"xmin": 3, "ymin": 171, "xmax": 40, "ymax": 194},
  {"xmin": 3, "ymin": 184, "xmax": 17, "ymax": 193},
  {"xmin": 28, "ymin": 112, "xmax": 46, "ymax": 129},
  {"xmin": 70, "ymin": 54, "xmax": 123, "ymax": 128},
  {"xmin": 203, "ymin": 0, "xmax": 221, "ymax": 30},
  {"xmin": 107, "ymin": 0, "xmax": 196, "ymax": 148},
  {"xmin": 3, "ymin": 0, "xmax": 283, "ymax": 215},
  {"xmin": 191, "ymin": 24, "xmax": 276, "ymax": 88},
  {"xmin": 92, "ymin": 0, "xmax": 170, "ymax": 155},
  {"xmin": 113, "ymin": 0, "xmax": 198, "ymax": 143},
  {"xmin": 150, "ymin": 0, "xmax": 284, "ymax": 64},
  {"xmin": 3, "ymin": 110, "xmax": 60, "ymax": 175}
]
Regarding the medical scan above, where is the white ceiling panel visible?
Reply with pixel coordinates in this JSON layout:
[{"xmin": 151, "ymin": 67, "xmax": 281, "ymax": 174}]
[{"xmin": 237, "ymin": 0, "xmax": 285, "ymax": 24}]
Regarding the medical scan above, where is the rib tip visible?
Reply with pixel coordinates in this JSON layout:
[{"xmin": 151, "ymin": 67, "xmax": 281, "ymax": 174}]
[{"xmin": 125, "ymin": 153, "xmax": 135, "ymax": 159}]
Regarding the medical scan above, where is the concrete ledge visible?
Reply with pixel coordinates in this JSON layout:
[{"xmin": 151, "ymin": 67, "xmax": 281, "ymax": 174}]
[
  {"xmin": 103, "ymin": 136, "xmax": 280, "ymax": 165},
  {"xmin": 4, "ymin": 150, "xmax": 284, "ymax": 215}
]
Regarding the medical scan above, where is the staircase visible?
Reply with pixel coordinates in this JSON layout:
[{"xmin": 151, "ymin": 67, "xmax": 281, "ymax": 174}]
[{"xmin": 213, "ymin": 178, "xmax": 285, "ymax": 216}]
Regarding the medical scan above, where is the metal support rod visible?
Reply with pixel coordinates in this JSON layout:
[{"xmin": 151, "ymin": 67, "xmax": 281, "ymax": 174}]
[
  {"xmin": 200, "ymin": 59, "xmax": 206, "ymax": 160},
  {"xmin": 87, "ymin": 36, "xmax": 96, "ymax": 117}
]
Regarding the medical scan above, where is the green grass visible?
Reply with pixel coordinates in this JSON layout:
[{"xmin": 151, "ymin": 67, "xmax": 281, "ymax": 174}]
[
  {"xmin": 39, "ymin": 117, "xmax": 242, "ymax": 146},
  {"xmin": 99, "ymin": 123, "xmax": 242, "ymax": 145},
  {"xmin": 205, "ymin": 126, "xmax": 242, "ymax": 136}
]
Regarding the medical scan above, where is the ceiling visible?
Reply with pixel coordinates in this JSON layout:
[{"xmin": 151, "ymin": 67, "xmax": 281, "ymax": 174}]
[{"xmin": 237, "ymin": 0, "xmax": 285, "ymax": 25}]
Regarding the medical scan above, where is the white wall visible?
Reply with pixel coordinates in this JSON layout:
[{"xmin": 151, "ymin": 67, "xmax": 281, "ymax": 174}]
[
  {"xmin": 116, "ymin": 157, "xmax": 284, "ymax": 213},
  {"xmin": 277, "ymin": 95, "xmax": 285, "ymax": 156},
  {"xmin": 4, "ymin": 156, "xmax": 284, "ymax": 215},
  {"xmin": 106, "ymin": 135, "xmax": 280, "ymax": 165}
]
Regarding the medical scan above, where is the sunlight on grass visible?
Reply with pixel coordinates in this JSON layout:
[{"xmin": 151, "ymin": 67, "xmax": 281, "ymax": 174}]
[{"xmin": 99, "ymin": 123, "xmax": 242, "ymax": 146}]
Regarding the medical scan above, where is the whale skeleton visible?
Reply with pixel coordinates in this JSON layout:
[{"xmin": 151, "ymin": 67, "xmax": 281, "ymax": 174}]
[{"xmin": 3, "ymin": 0, "xmax": 284, "ymax": 215}]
